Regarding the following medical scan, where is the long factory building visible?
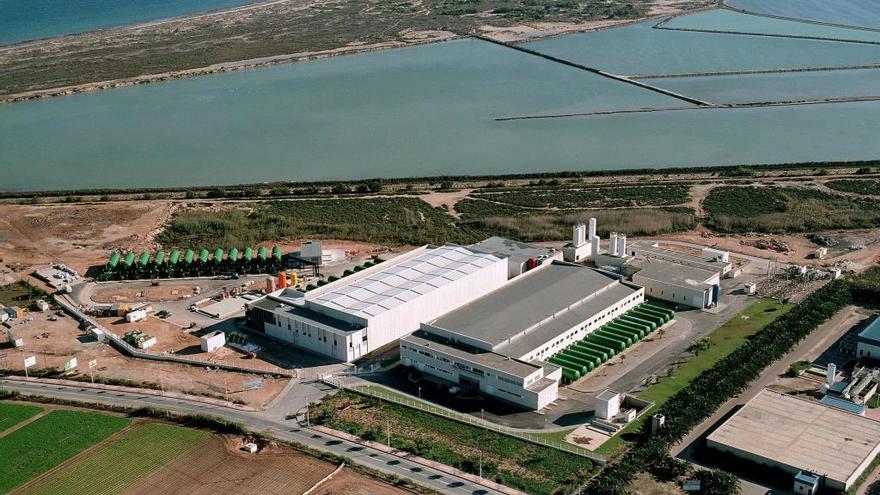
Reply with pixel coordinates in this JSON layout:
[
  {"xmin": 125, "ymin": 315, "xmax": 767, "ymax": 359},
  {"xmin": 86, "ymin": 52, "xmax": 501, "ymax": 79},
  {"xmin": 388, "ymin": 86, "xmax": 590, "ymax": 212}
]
[
  {"xmin": 401, "ymin": 262, "xmax": 644, "ymax": 410},
  {"xmin": 246, "ymin": 244, "xmax": 508, "ymax": 361}
]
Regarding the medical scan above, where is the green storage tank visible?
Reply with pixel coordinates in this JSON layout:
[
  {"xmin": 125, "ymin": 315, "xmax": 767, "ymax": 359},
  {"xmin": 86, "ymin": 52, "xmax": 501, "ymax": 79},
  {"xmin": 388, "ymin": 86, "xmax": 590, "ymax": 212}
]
[
  {"xmin": 560, "ymin": 349, "xmax": 600, "ymax": 367},
  {"xmin": 154, "ymin": 250, "xmax": 165, "ymax": 266},
  {"xmin": 573, "ymin": 342, "xmax": 608, "ymax": 361},
  {"xmin": 169, "ymin": 250, "xmax": 180, "ymax": 265},
  {"xmin": 214, "ymin": 248, "xmax": 224, "ymax": 263},
  {"xmin": 107, "ymin": 252, "xmax": 121, "ymax": 269},
  {"xmin": 586, "ymin": 334, "xmax": 625, "ymax": 353},
  {"xmin": 620, "ymin": 314, "xmax": 656, "ymax": 331},
  {"xmin": 138, "ymin": 251, "xmax": 150, "ymax": 267},
  {"xmin": 608, "ymin": 321, "xmax": 646, "ymax": 338},
  {"xmin": 596, "ymin": 329, "xmax": 633, "ymax": 346},
  {"xmin": 581, "ymin": 339, "xmax": 616, "ymax": 357},
  {"xmin": 228, "ymin": 248, "xmax": 239, "ymax": 262},
  {"xmin": 243, "ymin": 247, "xmax": 253, "ymax": 261},
  {"xmin": 124, "ymin": 252, "xmax": 136, "ymax": 268},
  {"xmin": 633, "ymin": 306, "xmax": 670, "ymax": 323},
  {"xmin": 560, "ymin": 367, "xmax": 581, "ymax": 382},
  {"xmin": 550, "ymin": 356, "xmax": 588, "ymax": 375},
  {"xmin": 258, "ymin": 246, "xmax": 268, "ymax": 261},
  {"xmin": 272, "ymin": 246, "xmax": 282, "ymax": 261},
  {"xmin": 199, "ymin": 249, "xmax": 209, "ymax": 263},
  {"xmin": 184, "ymin": 249, "xmax": 194, "ymax": 264},
  {"xmin": 564, "ymin": 347, "xmax": 603, "ymax": 366},
  {"xmin": 578, "ymin": 342, "xmax": 612, "ymax": 361},
  {"xmin": 606, "ymin": 324, "xmax": 642, "ymax": 341}
]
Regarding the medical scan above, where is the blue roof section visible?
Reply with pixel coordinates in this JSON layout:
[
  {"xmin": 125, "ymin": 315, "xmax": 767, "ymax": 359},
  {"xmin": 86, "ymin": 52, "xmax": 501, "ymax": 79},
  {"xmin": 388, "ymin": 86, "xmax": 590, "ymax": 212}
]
[
  {"xmin": 820, "ymin": 395, "xmax": 866, "ymax": 416},
  {"xmin": 858, "ymin": 316, "xmax": 880, "ymax": 346},
  {"xmin": 794, "ymin": 471, "xmax": 820, "ymax": 485},
  {"xmin": 829, "ymin": 380, "xmax": 849, "ymax": 394}
]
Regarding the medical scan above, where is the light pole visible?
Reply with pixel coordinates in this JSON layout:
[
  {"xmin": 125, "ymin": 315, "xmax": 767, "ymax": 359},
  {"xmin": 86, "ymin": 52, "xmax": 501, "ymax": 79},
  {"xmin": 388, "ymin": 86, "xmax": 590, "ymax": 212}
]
[
  {"xmin": 418, "ymin": 386, "xmax": 422, "ymax": 399},
  {"xmin": 479, "ymin": 408, "xmax": 484, "ymax": 479}
]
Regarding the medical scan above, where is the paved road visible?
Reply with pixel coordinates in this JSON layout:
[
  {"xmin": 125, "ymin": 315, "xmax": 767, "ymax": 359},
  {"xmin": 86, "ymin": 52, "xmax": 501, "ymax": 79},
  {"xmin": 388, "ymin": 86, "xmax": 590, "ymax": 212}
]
[
  {"xmin": 0, "ymin": 378, "xmax": 503, "ymax": 495},
  {"xmin": 671, "ymin": 305, "xmax": 865, "ymax": 495}
]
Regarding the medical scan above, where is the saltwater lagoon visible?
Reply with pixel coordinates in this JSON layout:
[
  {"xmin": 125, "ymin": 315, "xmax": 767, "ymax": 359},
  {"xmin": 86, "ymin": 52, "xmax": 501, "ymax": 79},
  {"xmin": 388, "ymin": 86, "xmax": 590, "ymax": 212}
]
[
  {"xmin": 2, "ymin": 10, "xmax": 880, "ymax": 192},
  {"xmin": 726, "ymin": 0, "xmax": 880, "ymax": 30}
]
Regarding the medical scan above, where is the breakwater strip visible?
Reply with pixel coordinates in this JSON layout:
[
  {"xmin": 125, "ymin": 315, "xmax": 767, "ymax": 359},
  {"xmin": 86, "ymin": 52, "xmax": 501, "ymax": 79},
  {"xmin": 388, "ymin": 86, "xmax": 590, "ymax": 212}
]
[
  {"xmin": 470, "ymin": 34, "xmax": 714, "ymax": 107},
  {"xmin": 629, "ymin": 64, "xmax": 880, "ymax": 80},
  {"xmin": 494, "ymin": 95, "xmax": 880, "ymax": 121},
  {"xmin": 653, "ymin": 16, "xmax": 880, "ymax": 46},
  {"xmin": 720, "ymin": 1, "xmax": 880, "ymax": 34}
]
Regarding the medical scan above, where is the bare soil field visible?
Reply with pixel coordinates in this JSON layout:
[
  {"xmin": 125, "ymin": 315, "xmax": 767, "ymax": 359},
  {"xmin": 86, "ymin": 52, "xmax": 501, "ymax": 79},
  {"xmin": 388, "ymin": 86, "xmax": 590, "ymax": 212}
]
[
  {"xmin": 0, "ymin": 201, "xmax": 174, "ymax": 279},
  {"xmin": 122, "ymin": 434, "xmax": 412, "ymax": 495},
  {"xmin": 1, "ymin": 314, "xmax": 288, "ymax": 407},
  {"xmin": 90, "ymin": 285, "xmax": 196, "ymax": 303}
]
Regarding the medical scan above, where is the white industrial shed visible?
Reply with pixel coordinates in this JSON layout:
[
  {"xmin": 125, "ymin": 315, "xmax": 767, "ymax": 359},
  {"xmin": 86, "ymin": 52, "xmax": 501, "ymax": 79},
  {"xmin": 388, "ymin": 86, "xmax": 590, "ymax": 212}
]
[
  {"xmin": 707, "ymin": 389, "xmax": 880, "ymax": 492},
  {"xmin": 246, "ymin": 244, "xmax": 508, "ymax": 361},
  {"xmin": 400, "ymin": 261, "xmax": 644, "ymax": 410},
  {"xmin": 632, "ymin": 260, "xmax": 721, "ymax": 309},
  {"xmin": 627, "ymin": 241, "xmax": 732, "ymax": 277}
]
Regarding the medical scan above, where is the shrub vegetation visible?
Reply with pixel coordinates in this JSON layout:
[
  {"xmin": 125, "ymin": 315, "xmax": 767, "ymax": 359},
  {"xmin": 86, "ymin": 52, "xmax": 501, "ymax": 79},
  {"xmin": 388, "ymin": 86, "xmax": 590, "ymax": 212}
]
[{"xmin": 825, "ymin": 179, "xmax": 880, "ymax": 196}]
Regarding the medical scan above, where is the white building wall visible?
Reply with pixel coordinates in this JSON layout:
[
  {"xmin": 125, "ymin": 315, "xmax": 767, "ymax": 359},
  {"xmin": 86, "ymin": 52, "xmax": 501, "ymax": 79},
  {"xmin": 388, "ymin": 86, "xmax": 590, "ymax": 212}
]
[
  {"xmin": 264, "ymin": 316, "xmax": 358, "ymax": 361},
  {"xmin": 399, "ymin": 342, "xmax": 550, "ymax": 409},
  {"xmin": 632, "ymin": 275, "xmax": 712, "ymax": 309},
  {"xmin": 563, "ymin": 243, "xmax": 593, "ymax": 263},
  {"xmin": 520, "ymin": 288, "xmax": 644, "ymax": 363},
  {"xmin": 857, "ymin": 342, "xmax": 880, "ymax": 360}
]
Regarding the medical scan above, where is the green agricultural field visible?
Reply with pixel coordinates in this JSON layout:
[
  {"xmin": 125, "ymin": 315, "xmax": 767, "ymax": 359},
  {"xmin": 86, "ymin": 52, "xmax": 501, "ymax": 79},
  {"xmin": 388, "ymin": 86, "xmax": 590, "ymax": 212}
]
[
  {"xmin": 595, "ymin": 298, "xmax": 793, "ymax": 456},
  {"xmin": 0, "ymin": 410, "xmax": 130, "ymax": 493},
  {"xmin": 313, "ymin": 390, "xmax": 597, "ymax": 495},
  {"xmin": 703, "ymin": 186, "xmax": 880, "ymax": 233},
  {"xmin": 0, "ymin": 402, "xmax": 43, "ymax": 432},
  {"xmin": 457, "ymin": 201, "xmax": 697, "ymax": 241},
  {"xmin": 158, "ymin": 197, "xmax": 484, "ymax": 248},
  {"xmin": 825, "ymin": 179, "xmax": 880, "ymax": 196},
  {"xmin": 22, "ymin": 423, "xmax": 207, "ymax": 495},
  {"xmin": 471, "ymin": 185, "xmax": 690, "ymax": 209}
]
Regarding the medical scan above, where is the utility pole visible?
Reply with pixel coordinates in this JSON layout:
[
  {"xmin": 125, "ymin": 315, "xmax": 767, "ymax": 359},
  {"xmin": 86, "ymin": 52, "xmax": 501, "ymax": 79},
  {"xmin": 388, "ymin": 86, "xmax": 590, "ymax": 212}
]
[
  {"xmin": 224, "ymin": 375, "xmax": 229, "ymax": 402},
  {"xmin": 479, "ymin": 408, "xmax": 484, "ymax": 479},
  {"xmin": 387, "ymin": 420, "xmax": 391, "ymax": 447}
]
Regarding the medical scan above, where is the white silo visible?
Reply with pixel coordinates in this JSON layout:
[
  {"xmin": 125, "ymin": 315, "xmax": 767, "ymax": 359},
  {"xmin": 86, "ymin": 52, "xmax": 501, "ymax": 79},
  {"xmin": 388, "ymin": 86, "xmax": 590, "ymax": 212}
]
[
  {"xmin": 827, "ymin": 363, "xmax": 837, "ymax": 386},
  {"xmin": 591, "ymin": 236, "xmax": 600, "ymax": 257},
  {"xmin": 572, "ymin": 223, "xmax": 586, "ymax": 247},
  {"xmin": 609, "ymin": 232, "xmax": 619, "ymax": 257},
  {"xmin": 588, "ymin": 217, "xmax": 597, "ymax": 240},
  {"xmin": 619, "ymin": 234, "xmax": 627, "ymax": 258}
]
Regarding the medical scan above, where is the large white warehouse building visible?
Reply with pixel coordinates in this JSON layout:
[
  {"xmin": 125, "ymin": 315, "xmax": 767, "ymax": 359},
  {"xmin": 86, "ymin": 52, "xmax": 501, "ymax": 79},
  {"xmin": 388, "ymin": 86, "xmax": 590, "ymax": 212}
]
[
  {"xmin": 246, "ymin": 244, "xmax": 508, "ymax": 361},
  {"xmin": 400, "ymin": 262, "xmax": 644, "ymax": 410}
]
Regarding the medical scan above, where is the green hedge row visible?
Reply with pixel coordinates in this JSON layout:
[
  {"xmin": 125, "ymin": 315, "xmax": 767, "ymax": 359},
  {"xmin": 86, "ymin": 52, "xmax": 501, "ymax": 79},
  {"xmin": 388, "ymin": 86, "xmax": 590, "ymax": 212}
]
[{"xmin": 589, "ymin": 280, "xmax": 853, "ymax": 494}]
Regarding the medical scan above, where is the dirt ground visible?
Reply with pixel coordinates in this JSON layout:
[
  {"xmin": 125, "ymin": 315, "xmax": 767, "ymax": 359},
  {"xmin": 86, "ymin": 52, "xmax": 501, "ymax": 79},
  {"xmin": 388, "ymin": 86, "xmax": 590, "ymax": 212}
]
[
  {"xmin": 0, "ymin": 201, "xmax": 175, "ymax": 282},
  {"xmin": 120, "ymin": 433, "xmax": 403, "ymax": 495},
  {"xmin": 90, "ymin": 284, "xmax": 196, "ymax": 303},
  {"xmin": 627, "ymin": 473, "xmax": 686, "ymax": 495},
  {"xmin": 1, "ymin": 313, "xmax": 288, "ymax": 407}
]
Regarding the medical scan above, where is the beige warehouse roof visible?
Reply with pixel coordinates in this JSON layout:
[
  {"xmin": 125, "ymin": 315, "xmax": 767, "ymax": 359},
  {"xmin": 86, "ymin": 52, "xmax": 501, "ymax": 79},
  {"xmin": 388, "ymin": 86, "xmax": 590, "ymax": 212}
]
[{"xmin": 707, "ymin": 389, "xmax": 880, "ymax": 485}]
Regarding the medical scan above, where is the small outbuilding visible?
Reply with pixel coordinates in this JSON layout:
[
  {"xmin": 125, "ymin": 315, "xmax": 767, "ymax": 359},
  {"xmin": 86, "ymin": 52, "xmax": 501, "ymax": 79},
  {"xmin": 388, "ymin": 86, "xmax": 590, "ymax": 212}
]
[
  {"xmin": 596, "ymin": 390, "xmax": 621, "ymax": 420},
  {"xmin": 200, "ymin": 331, "xmax": 226, "ymax": 352}
]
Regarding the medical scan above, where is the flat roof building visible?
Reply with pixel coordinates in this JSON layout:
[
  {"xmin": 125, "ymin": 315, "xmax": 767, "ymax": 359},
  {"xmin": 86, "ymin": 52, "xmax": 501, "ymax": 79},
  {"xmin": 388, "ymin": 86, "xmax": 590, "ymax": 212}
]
[
  {"xmin": 856, "ymin": 316, "xmax": 880, "ymax": 360},
  {"xmin": 632, "ymin": 260, "xmax": 721, "ymax": 309},
  {"xmin": 627, "ymin": 241, "xmax": 732, "ymax": 277},
  {"xmin": 470, "ymin": 236, "xmax": 562, "ymax": 279},
  {"xmin": 247, "ymin": 244, "xmax": 508, "ymax": 361},
  {"xmin": 706, "ymin": 388, "xmax": 880, "ymax": 492},
  {"xmin": 401, "ymin": 261, "xmax": 644, "ymax": 410}
]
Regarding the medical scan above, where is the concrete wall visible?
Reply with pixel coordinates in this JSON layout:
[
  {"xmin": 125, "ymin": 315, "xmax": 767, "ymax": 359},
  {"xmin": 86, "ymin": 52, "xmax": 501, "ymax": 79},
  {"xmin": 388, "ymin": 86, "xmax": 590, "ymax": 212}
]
[
  {"xmin": 265, "ymin": 317, "xmax": 359, "ymax": 361},
  {"xmin": 858, "ymin": 341, "xmax": 880, "ymax": 360}
]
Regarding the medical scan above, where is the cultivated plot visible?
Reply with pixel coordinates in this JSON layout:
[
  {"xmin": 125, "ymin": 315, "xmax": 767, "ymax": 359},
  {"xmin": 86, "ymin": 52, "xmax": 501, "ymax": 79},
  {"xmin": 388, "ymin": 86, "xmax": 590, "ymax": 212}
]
[
  {"xmin": 0, "ymin": 410, "xmax": 130, "ymax": 493},
  {"xmin": 21, "ymin": 423, "xmax": 207, "ymax": 495},
  {"xmin": 0, "ymin": 403, "xmax": 42, "ymax": 433}
]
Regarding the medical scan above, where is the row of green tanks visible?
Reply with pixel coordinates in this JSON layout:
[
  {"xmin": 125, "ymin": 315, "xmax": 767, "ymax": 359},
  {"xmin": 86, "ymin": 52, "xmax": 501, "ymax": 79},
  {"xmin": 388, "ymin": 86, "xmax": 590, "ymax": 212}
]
[
  {"xmin": 549, "ymin": 302, "xmax": 675, "ymax": 383},
  {"xmin": 100, "ymin": 245, "xmax": 283, "ymax": 280}
]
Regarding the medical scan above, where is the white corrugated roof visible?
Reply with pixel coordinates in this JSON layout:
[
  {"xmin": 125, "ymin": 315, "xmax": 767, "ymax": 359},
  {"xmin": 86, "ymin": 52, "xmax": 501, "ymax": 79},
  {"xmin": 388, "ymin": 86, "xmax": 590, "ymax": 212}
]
[{"xmin": 311, "ymin": 245, "xmax": 501, "ymax": 319}]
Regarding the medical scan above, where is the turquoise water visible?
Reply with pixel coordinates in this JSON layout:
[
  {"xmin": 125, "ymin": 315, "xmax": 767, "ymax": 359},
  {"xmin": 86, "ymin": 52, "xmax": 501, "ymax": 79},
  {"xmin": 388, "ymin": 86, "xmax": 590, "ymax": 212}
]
[
  {"xmin": 646, "ymin": 69, "xmax": 880, "ymax": 105},
  {"xmin": 0, "ymin": 0, "xmax": 260, "ymax": 45},
  {"xmin": 727, "ymin": 0, "xmax": 880, "ymax": 30},
  {"xmin": 525, "ymin": 20, "xmax": 880, "ymax": 75},
  {"xmin": 0, "ymin": 39, "xmax": 686, "ymax": 191},
  {"xmin": 663, "ymin": 9, "xmax": 880, "ymax": 43}
]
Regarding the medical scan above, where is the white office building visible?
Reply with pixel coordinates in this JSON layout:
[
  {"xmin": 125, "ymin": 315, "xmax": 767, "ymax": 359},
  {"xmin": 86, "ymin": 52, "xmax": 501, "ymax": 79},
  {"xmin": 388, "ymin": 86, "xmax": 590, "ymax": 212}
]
[
  {"xmin": 246, "ymin": 244, "xmax": 508, "ymax": 361},
  {"xmin": 400, "ymin": 261, "xmax": 644, "ymax": 410},
  {"xmin": 632, "ymin": 260, "xmax": 721, "ymax": 309}
]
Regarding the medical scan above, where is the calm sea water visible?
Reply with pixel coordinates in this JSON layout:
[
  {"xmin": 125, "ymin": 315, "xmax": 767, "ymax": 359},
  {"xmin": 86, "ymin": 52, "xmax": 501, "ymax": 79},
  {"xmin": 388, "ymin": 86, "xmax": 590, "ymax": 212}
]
[
  {"xmin": 646, "ymin": 69, "xmax": 880, "ymax": 105},
  {"xmin": 664, "ymin": 9, "xmax": 880, "ymax": 43},
  {"xmin": 726, "ymin": 0, "xmax": 880, "ymax": 30},
  {"xmin": 525, "ymin": 19, "xmax": 880, "ymax": 75},
  {"xmin": 0, "ymin": 0, "xmax": 260, "ymax": 45}
]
